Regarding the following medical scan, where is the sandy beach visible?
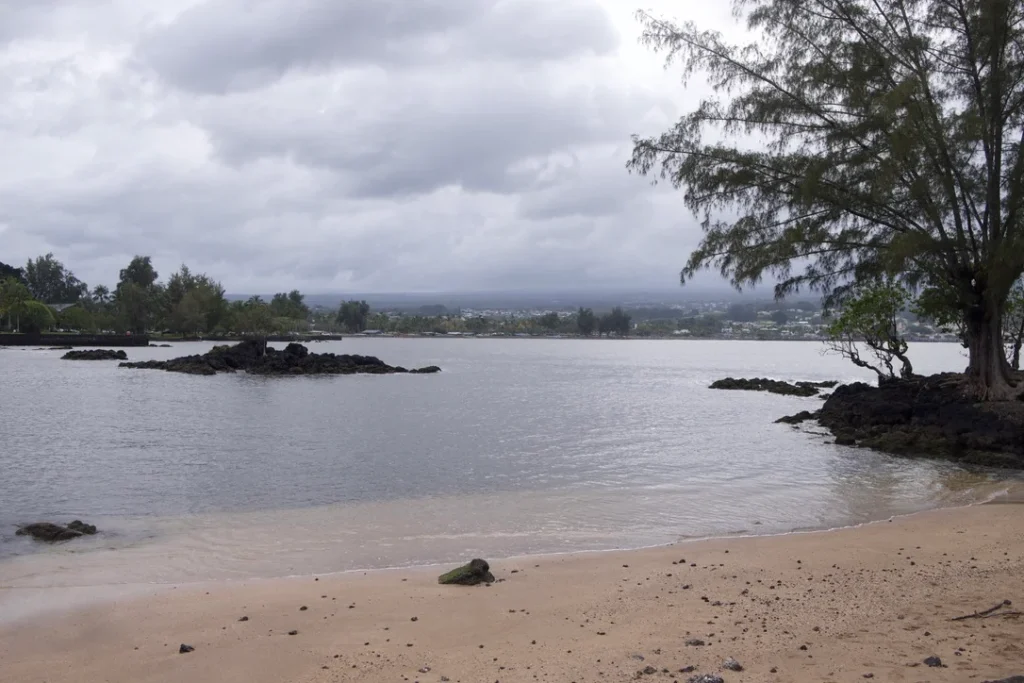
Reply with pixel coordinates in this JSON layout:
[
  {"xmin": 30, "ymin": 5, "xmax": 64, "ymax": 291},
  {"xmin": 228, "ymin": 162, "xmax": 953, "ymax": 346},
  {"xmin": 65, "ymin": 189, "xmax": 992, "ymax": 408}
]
[{"xmin": 2, "ymin": 499, "xmax": 1022, "ymax": 683}]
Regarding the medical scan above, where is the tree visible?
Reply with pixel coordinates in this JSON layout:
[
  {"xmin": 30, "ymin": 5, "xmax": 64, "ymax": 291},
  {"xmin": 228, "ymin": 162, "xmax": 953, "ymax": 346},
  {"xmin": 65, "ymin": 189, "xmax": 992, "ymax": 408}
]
[
  {"xmin": 23, "ymin": 253, "xmax": 87, "ymax": 303},
  {"xmin": 538, "ymin": 312, "xmax": 560, "ymax": 331},
  {"xmin": 91, "ymin": 284, "xmax": 111, "ymax": 306},
  {"xmin": 57, "ymin": 305, "xmax": 96, "ymax": 332},
  {"xmin": 270, "ymin": 290, "xmax": 310, "ymax": 320},
  {"xmin": 0, "ymin": 261, "xmax": 25, "ymax": 284},
  {"xmin": 577, "ymin": 307, "xmax": 597, "ymax": 336},
  {"xmin": 825, "ymin": 282, "xmax": 914, "ymax": 383},
  {"xmin": 163, "ymin": 266, "xmax": 227, "ymax": 335},
  {"xmin": 770, "ymin": 310, "xmax": 789, "ymax": 326},
  {"xmin": 725, "ymin": 304, "xmax": 758, "ymax": 323},
  {"xmin": 116, "ymin": 282, "xmax": 158, "ymax": 334},
  {"xmin": 0, "ymin": 277, "xmax": 32, "ymax": 331},
  {"xmin": 234, "ymin": 299, "xmax": 275, "ymax": 351},
  {"xmin": 629, "ymin": 1, "xmax": 1024, "ymax": 399},
  {"xmin": 1005, "ymin": 281, "xmax": 1024, "ymax": 370},
  {"xmin": 337, "ymin": 300, "xmax": 370, "ymax": 333},
  {"xmin": 119, "ymin": 256, "xmax": 159, "ymax": 289},
  {"xmin": 165, "ymin": 265, "xmax": 198, "ymax": 306},
  {"xmin": 599, "ymin": 307, "xmax": 632, "ymax": 337},
  {"xmin": 15, "ymin": 300, "xmax": 56, "ymax": 334}
]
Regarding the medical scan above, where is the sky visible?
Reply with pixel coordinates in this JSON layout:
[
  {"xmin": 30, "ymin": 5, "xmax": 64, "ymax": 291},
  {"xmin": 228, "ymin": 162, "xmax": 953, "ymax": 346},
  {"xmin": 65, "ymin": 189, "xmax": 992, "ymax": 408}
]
[{"xmin": 0, "ymin": 0, "xmax": 741, "ymax": 294}]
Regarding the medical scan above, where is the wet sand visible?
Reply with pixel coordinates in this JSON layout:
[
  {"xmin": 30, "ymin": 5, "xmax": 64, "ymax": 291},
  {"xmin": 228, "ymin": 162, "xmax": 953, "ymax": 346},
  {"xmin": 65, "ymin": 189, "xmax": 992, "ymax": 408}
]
[{"xmin": 2, "ymin": 499, "xmax": 1022, "ymax": 683}]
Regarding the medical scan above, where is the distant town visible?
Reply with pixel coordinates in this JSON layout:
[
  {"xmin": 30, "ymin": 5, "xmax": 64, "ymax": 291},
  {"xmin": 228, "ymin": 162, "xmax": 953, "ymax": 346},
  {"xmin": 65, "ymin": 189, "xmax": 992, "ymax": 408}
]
[{"xmin": 302, "ymin": 298, "xmax": 961, "ymax": 343}]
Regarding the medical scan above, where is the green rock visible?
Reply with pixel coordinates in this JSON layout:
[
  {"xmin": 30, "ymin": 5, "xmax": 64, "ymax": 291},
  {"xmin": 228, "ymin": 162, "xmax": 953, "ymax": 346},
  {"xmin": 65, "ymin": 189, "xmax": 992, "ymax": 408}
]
[{"xmin": 437, "ymin": 559, "xmax": 495, "ymax": 586}]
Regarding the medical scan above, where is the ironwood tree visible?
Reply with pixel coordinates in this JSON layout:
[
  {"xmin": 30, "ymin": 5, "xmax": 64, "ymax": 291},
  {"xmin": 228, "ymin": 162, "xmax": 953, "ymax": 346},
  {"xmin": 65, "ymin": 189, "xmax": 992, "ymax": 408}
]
[{"xmin": 628, "ymin": 0, "xmax": 1024, "ymax": 398}]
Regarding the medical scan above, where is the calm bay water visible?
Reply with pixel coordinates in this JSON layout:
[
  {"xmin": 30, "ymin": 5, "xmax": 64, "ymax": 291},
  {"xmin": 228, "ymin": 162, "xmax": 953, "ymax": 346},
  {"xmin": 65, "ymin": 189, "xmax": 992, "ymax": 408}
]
[{"xmin": 0, "ymin": 338, "xmax": 1016, "ymax": 607}]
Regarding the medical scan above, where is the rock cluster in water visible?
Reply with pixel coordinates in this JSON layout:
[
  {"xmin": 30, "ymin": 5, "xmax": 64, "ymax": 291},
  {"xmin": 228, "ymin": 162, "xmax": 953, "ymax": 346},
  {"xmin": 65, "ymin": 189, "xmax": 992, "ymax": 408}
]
[
  {"xmin": 119, "ymin": 340, "xmax": 441, "ymax": 376},
  {"xmin": 817, "ymin": 374, "xmax": 1024, "ymax": 468},
  {"xmin": 438, "ymin": 559, "xmax": 495, "ymax": 586},
  {"xmin": 62, "ymin": 349, "xmax": 128, "ymax": 361},
  {"xmin": 710, "ymin": 377, "xmax": 837, "ymax": 397},
  {"xmin": 16, "ymin": 520, "xmax": 98, "ymax": 542}
]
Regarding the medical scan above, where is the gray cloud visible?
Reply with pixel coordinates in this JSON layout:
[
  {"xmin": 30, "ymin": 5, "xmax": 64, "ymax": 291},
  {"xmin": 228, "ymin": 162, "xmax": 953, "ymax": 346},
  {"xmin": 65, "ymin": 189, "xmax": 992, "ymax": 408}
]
[
  {"xmin": 0, "ymin": 0, "xmax": 718, "ymax": 295},
  {"xmin": 137, "ymin": 0, "xmax": 619, "ymax": 94}
]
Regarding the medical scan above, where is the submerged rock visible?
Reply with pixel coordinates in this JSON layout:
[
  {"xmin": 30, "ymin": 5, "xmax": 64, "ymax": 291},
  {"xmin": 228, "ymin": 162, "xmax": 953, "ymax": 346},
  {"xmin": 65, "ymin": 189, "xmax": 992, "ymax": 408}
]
[
  {"xmin": 16, "ymin": 520, "xmax": 98, "ymax": 542},
  {"xmin": 67, "ymin": 520, "xmax": 97, "ymax": 535},
  {"xmin": 438, "ymin": 559, "xmax": 495, "ymax": 586},
  {"xmin": 710, "ymin": 377, "xmax": 836, "ymax": 397},
  {"xmin": 775, "ymin": 410, "xmax": 821, "ymax": 425},
  {"xmin": 119, "ymin": 340, "xmax": 441, "ymax": 377},
  {"xmin": 819, "ymin": 375, "xmax": 1024, "ymax": 468},
  {"xmin": 62, "ymin": 349, "xmax": 128, "ymax": 361}
]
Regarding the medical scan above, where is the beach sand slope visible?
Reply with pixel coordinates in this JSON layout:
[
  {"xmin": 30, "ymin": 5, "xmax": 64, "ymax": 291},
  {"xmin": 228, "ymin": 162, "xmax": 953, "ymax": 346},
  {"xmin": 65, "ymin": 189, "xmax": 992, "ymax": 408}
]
[{"xmin": 1, "ymin": 502, "xmax": 1022, "ymax": 683}]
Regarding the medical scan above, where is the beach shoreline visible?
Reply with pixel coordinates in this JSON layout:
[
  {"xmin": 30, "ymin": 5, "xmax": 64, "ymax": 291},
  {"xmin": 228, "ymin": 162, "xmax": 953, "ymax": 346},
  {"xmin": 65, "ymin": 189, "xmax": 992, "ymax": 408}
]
[{"xmin": 2, "ymin": 495, "xmax": 1022, "ymax": 683}]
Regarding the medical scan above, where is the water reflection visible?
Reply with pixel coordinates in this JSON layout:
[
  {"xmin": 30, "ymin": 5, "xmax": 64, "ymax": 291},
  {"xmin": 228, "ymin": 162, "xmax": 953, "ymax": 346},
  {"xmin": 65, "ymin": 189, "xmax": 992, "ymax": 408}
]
[{"xmin": 0, "ymin": 339, "xmax": 1018, "ymax": 590}]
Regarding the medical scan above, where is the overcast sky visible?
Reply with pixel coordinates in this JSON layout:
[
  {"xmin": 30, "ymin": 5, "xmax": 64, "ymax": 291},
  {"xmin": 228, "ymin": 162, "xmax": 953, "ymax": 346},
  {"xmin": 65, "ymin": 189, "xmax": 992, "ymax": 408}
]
[{"xmin": 0, "ymin": 0, "xmax": 740, "ymax": 294}]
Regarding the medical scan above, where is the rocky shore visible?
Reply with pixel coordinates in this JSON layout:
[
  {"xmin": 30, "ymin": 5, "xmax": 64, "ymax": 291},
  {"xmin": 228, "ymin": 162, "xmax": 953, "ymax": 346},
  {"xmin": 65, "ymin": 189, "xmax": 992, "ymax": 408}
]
[
  {"xmin": 119, "ymin": 340, "xmax": 441, "ymax": 376},
  {"xmin": 815, "ymin": 374, "xmax": 1024, "ymax": 468}
]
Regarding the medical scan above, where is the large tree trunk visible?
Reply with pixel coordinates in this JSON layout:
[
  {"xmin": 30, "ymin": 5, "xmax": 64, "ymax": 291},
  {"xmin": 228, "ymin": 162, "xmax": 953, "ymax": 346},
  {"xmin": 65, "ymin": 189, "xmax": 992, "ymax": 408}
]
[{"xmin": 965, "ymin": 299, "xmax": 1019, "ymax": 400}]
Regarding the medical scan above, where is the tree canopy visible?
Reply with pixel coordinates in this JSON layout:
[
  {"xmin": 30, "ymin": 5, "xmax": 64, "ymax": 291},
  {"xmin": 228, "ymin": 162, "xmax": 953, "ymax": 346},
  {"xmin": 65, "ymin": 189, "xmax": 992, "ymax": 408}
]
[
  {"xmin": 24, "ymin": 253, "xmax": 86, "ymax": 304},
  {"xmin": 337, "ymin": 300, "xmax": 370, "ymax": 333},
  {"xmin": 0, "ymin": 261, "xmax": 24, "ymax": 284},
  {"xmin": 629, "ymin": 0, "xmax": 1024, "ymax": 398}
]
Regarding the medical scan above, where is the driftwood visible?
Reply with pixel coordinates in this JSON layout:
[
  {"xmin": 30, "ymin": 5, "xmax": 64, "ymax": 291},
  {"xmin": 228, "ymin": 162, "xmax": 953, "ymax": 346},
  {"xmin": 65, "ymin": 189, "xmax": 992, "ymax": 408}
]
[{"xmin": 951, "ymin": 600, "xmax": 1021, "ymax": 621}]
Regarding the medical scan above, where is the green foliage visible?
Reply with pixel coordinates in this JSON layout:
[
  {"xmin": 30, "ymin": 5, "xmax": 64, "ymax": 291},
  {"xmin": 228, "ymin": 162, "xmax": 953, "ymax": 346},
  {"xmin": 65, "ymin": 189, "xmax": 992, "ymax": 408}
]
[
  {"xmin": 234, "ymin": 299, "xmax": 275, "ymax": 344},
  {"xmin": 629, "ymin": 0, "xmax": 1024, "ymax": 393},
  {"xmin": 825, "ymin": 282, "xmax": 913, "ymax": 382},
  {"xmin": 577, "ymin": 307, "xmax": 597, "ymax": 336},
  {"xmin": 0, "ymin": 261, "xmax": 25, "ymax": 284},
  {"xmin": 16, "ymin": 300, "xmax": 56, "ymax": 334},
  {"xmin": 598, "ymin": 307, "xmax": 632, "ymax": 337},
  {"xmin": 24, "ymin": 253, "xmax": 87, "ymax": 304},
  {"xmin": 1004, "ymin": 281, "xmax": 1024, "ymax": 370},
  {"xmin": 116, "ymin": 281, "xmax": 161, "ymax": 334},
  {"xmin": 119, "ymin": 256, "xmax": 159, "ymax": 289},
  {"xmin": 57, "ymin": 305, "xmax": 96, "ymax": 332},
  {"xmin": 269, "ymin": 290, "xmax": 310, "ymax": 321},
  {"xmin": 337, "ymin": 300, "xmax": 370, "ymax": 333},
  {"xmin": 725, "ymin": 304, "xmax": 757, "ymax": 323},
  {"xmin": 0, "ymin": 277, "xmax": 32, "ymax": 330},
  {"xmin": 538, "ymin": 312, "xmax": 560, "ymax": 331}
]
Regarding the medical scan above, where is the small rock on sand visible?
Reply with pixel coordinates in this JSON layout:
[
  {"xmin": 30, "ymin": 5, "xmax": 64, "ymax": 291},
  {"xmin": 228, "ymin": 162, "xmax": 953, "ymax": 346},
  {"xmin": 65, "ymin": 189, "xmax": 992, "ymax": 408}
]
[
  {"xmin": 723, "ymin": 657, "xmax": 743, "ymax": 671},
  {"xmin": 924, "ymin": 656, "xmax": 943, "ymax": 667},
  {"xmin": 178, "ymin": 644, "xmax": 194, "ymax": 654}
]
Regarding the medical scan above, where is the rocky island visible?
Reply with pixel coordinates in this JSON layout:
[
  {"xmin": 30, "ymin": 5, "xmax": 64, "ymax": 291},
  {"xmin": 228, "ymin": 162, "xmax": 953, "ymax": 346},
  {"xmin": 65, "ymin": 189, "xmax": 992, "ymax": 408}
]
[
  {"xmin": 710, "ymin": 377, "xmax": 838, "ymax": 397},
  {"xmin": 119, "ymin": 340, "xmax": 441, "ymax": 376},
  {"xmin": 62, "ymin": 349, "xmax": 128, "ymax": 361}
]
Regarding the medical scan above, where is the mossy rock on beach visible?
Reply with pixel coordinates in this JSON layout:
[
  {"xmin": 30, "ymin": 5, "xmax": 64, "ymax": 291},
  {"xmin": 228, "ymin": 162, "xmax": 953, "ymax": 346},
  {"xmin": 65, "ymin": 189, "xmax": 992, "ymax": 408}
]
[{"xmin": 438, "ymin": 559, "xmax": 495, "ymax": 585}]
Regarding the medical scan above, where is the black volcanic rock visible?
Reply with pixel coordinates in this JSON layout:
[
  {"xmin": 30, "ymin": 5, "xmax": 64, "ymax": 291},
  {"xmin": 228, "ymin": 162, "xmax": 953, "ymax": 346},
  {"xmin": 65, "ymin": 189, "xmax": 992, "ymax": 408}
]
[
  {"xmin": 119, "ymin": 340, "xmax": 440, "ymax": 377},
  {"xmin": 775, "ymin": 410, "xmax": 821, "ymax": 424},
  {"xmin": 710, "ymin": 377, "xmax": 836, "ymax": 397},
  {"xmin": 16, "ymin": 521, "xmax": 99, "ymax": 542},
  {"xmin": 818, "ymin": 374, "xmax": 1024, "ymax": 468},
  {"xmin": 62, "ymin": 349, "xmax": 128, "ymax": 361}
]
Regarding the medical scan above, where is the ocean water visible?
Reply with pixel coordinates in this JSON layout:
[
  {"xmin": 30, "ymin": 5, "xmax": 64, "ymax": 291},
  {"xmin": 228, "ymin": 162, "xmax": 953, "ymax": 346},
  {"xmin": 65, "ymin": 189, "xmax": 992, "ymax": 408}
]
[{"xmin": 0, "ymin": 338, "xmax": 1016, "ymax": 609}]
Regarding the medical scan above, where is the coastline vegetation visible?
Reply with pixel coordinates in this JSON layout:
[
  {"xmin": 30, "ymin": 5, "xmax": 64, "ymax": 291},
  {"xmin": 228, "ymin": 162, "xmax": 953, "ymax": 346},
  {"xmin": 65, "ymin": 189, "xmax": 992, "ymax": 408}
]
[{"xmin": 629, "ymin": 0, "xmax": 1024, "ymax": 399}]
